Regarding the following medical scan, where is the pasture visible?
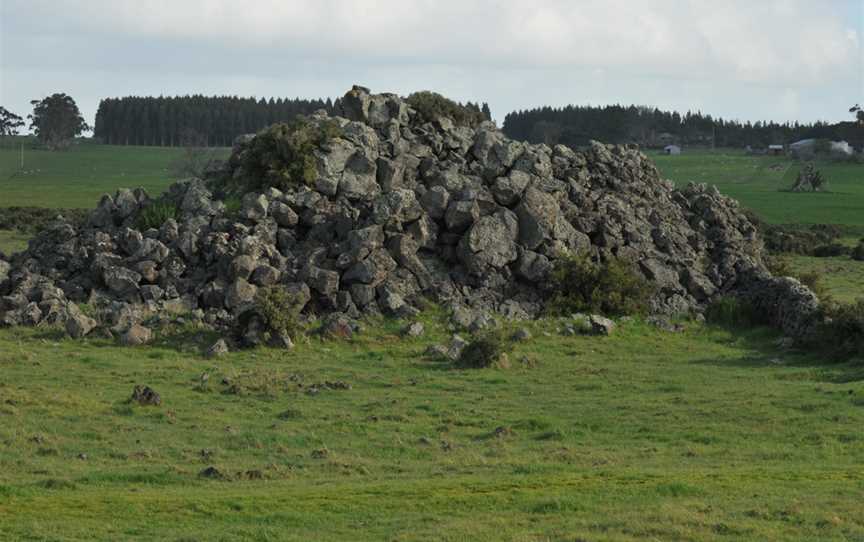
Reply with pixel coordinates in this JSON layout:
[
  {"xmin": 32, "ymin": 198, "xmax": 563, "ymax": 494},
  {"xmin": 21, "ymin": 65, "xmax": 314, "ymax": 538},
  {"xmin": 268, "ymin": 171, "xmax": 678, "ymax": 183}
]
[
  {"xmin": 651, "ymin": 149, "xmax": 864, "ymax": 228},
  {"xmin": 1, "ymin": 313, "xmax": 863, "ymax": 541},
  {"xmin": 0, "ymin": 139, "xmax": 227, "ymax": 209}
]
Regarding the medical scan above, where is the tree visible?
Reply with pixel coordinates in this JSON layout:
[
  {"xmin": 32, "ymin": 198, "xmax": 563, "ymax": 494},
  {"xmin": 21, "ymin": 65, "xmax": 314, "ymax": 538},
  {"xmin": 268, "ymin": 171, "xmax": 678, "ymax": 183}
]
[
  {"xmin": 0, "ymin": 106, "xmax": 25, "ymax": 136},
  {"xmin": 28, "ymin": 93, "xmax": 90, "ymax": 150},
  {"xmin": 850, "ymin": 104, "xmax": 864, "ymax": 126}
]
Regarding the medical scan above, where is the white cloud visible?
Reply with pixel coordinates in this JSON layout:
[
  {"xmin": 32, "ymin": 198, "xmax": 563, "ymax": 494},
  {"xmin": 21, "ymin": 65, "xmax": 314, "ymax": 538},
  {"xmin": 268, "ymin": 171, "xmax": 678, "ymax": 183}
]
[
  {"xmin": 1, "ymin": 0, "xmax": 861, "ymax": 126},
  {"xmin": 6, "ymin": 0, "xmax": 860, "ymax": 84}
]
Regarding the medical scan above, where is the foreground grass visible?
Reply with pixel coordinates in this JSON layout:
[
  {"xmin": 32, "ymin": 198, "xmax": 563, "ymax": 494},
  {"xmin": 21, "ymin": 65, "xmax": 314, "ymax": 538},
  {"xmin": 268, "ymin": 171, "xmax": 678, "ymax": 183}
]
[
  {"xmin": 0, "ymin": 139, "xmax": 228, "ymax": 208},
  {"xmin": 652, "ymin": 149, "xmax": 864, "ymax": 226},
  {"xmin": 0, "ymin": 314, "xmax": 862, "ymax": 540}
]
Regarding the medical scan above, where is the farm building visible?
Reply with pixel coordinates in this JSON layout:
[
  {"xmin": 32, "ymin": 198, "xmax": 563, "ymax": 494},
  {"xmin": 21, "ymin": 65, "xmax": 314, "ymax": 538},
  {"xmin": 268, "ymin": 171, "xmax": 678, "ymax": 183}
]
[
  {"xmin": 767, "ymin": 144, "xmax": 784, "ymax": 155},
  {"xmin": 664, "ymin": 144, "xmax": 681, "ymax": 155}
]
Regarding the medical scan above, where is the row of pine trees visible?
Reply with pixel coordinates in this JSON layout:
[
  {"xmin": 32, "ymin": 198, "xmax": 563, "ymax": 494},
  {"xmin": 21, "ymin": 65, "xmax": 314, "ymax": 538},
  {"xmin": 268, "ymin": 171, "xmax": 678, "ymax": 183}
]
[
  {"xmin": 94, "ymin": 95, "xmax": 334, "ymax": 147},
  {"xmin": 93, "ymin": 94, "xmax": 861, "ymax": 151},
  {"xmin": 502, "ymin": 105, "xmax": 862, "ymax": 150}
]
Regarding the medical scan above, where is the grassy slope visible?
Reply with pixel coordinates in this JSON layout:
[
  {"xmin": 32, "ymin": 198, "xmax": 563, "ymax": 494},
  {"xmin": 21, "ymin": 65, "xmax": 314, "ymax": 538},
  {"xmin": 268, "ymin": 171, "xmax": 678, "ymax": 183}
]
[
  {"xmin": 651, "ymin": 150, "xmax": 864, "ymax": 227},
  {"xmin": 0, "ymin": 140, "xmax": 228, "ymax": 209},
  {"xmin": 0, "ymin": 314, "xmax": 863, "ymax": 541}
]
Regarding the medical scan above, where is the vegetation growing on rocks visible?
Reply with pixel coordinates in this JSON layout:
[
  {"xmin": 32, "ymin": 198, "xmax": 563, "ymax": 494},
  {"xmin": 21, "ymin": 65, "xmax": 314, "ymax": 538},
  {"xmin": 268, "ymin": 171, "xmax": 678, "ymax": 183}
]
[
  {"xmin": 546, "ymin": 253, "xmax": 655, "ymax": 317},
  {"xmin": 406, "ymin": 91, "xmax": 487, "ymax": 127},
  {"xmin": 221, "ymin": 118, "xmax": 342, "ymax": 194},
  {"xmin": 253, "ymin": 285, "xmax": 304, "ymax": 341},
  {"xmin": 135, "ymin": 199, "xmax": 179, "ymax": 230},
  {"xmin": 456, "ymin": 328, "xmax": 513, "ymax": 369}
]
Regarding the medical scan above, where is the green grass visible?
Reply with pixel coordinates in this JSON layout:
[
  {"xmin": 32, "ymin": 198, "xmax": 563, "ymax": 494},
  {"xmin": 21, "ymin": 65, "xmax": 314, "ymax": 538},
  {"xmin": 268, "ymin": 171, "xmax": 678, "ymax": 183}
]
[
  {"xmin": 0, "ymin": 229, "xmax": 31, "ymax": 255},
  {"xmin": 0, "ymin": 314, "xmax": 862, "ymax": 540},
  {"xmin": 785, "ymin": 254, "xmax": 864, "ymax": 303},
  {"xmin": 0, "ymin": 138, "xmax": 228, "ymax": 209},
  {"xmin": 651, "ymin": 149, "xmax": 864, "ymax": 226}
]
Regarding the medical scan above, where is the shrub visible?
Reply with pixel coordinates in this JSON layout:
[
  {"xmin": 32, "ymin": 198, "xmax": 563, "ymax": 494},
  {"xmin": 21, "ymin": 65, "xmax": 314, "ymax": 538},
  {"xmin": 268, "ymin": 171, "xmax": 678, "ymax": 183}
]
[
  {"xmin": 764, "ymin": 255, "xmax": 793, "ymax": 277},
  {"xmin": 135, "ymin": 200, "xmax": 178, "ymax": 230},
  {"xmin": 812, "ymin": 243, "xmax": 851, "ymax": 258},
  {"xmin": 456, "ymin": 329, "xmax": 513, "ymax": 369},
  {"xmin": 761, "ymin": 223, "xmax": 843, "ymax": 256},
  {"xmin": 225, "ymin": 117, "xmax": 341, "ymax": 194},
  {"xmin": 406, "ymin": 91, "xmax": 486, "ymax": 127},
  {"xmin": 255, "ymin": 286, "xmax": 304, "ymax": 340},
  {"xmin": 851, "ymin": 242, "xmax": 864, "ymax": 262},
  {"xmin": 704, "ymin": 296, "xmax": 761, "ymax": 328},
  {"xmin": 546, "ymin": 253, "xmax": 655, "ymax": 316},
  {"xmin": 810, "ymin": 299, "xmax": 864, "ymax": 361}
]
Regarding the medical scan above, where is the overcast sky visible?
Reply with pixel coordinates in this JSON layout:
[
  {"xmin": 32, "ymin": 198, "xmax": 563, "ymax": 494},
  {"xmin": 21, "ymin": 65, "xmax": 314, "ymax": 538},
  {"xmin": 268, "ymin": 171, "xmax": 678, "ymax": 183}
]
[{"xmin": 1, "ymin": 0, "xmax": 862, "ymax": 129}]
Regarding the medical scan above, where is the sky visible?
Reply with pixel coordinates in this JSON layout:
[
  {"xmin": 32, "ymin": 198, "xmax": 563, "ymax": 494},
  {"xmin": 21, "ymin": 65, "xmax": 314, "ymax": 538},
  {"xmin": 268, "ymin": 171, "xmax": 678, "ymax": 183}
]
[{"xmin": 1, "ymin": 0, "xmax": 862, "ymax": 129}]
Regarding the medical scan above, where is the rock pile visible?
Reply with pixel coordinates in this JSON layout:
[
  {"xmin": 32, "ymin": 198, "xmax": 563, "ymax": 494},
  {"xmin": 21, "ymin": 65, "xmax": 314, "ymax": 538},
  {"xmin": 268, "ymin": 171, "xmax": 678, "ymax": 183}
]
[{"xmin": 0, "ymin": 86, "xmax": 821, "ymax": 342}]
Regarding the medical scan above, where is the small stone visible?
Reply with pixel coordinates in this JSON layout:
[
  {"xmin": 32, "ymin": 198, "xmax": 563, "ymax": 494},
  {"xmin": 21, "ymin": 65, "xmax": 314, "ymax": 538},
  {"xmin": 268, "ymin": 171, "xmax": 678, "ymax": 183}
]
[
  {"xmin": 512, "ymin": 328, "xmax": 532, "ymax": 342},
  {"xmin": 130, "ymin": 385, "xmax": 161, "ymax": 406},
  {"xmin": 588, "ymin": 315, "xmax": 616, "ymax": 336},
  {"xmin": 268, "ymin": 332, "xmax": 295, "ymax": 350},
  {"xmin": 404, "ymin": 322, "xmax": 425, "ymax": 337},
  {"xmin": 205, "ymin": 339, "xmax": 229, "ymax": 358},
  {"xmin": 198, "ymin": 466, "xmax": 225, "ymax": 479}
]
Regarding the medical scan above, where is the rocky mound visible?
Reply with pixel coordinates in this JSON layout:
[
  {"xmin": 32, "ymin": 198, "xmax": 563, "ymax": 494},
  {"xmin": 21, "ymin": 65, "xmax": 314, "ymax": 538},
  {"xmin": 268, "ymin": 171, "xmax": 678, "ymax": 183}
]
[{"xmin": 0, "ymin": 86, "xmax": 820, "ymax": 343}]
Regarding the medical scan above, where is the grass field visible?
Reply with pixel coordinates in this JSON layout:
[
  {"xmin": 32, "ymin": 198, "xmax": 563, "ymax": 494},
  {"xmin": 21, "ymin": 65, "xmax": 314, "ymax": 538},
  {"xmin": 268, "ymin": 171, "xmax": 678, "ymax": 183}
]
[
  {"xmin": 0, "ymin": 313, "xmax": 863, "ymax": 541},
  {"xmin": 0, "ymin": 139, "xmax": 227, "ymax": 209},
  {"xmin": 651, "ymin": 149, "xmax": 864, "ymax": 227}
]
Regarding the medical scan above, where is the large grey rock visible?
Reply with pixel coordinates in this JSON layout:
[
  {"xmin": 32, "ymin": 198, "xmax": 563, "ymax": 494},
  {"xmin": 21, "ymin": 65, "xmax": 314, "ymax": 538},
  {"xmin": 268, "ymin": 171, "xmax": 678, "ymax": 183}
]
[
  {"xmin": 420, "ymin": 186, "xmax": 450, "ymax": 220},
  {"xmin": 444, "ymin": 200, "xmax": 480, "ymax": 233},
  {"xmin": 103, "ymin": 267, "xmax": 141, "ymax": 300},
  {"xmin": 65, "ymin": 303, "xmax": 98, "ymax": 339},
  {"xmin": 270, "ymin": 201, "xmax": 299, "ymax": 227},
  {"xmin": 458, "ymin": 209, "xmax": 519, "ymax": 272},
  {"xmin": 342, "ymin": 249, "xmax": 397, "ymax": 286},
  {"xmin": 241, "ymin": 193, "xmax": 269, "ymax": 221},
  {"xmin": 514, "ymin": 187, "xmax": 560, "ymax": 250},
  {"xmin": 225, "ymin": 279, "xmax": 257, "ymax": 310}
]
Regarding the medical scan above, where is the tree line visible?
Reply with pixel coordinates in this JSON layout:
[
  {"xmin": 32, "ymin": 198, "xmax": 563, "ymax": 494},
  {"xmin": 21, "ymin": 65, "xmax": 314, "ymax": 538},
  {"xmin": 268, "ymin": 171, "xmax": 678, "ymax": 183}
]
[
  {"xmin": 93, "ymin": 95, "xmax": 335, "ymax": 147},
  {"xmin": 503, "ymin": 105, "xmax": 863, "ymax": 150}
]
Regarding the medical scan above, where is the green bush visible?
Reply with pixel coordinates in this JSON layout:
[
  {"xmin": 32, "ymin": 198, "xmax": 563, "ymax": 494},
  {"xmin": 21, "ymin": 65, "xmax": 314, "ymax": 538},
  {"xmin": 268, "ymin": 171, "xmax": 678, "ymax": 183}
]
[
  {"xmin": 225, "ymin": 117, "xmax": 341, "ymax": 194},
  {"xmin": 704, "ymin": 296, "xmax": 761, "ymax": 328},
  {"xmin": 255, "ymin": 286, "xmax": 304, "ymax": 340},
  {"xmin": 760, "ymin": 223, "xmax": 843, "ymax": 256},
  {"xmin": 811, "ymin": 299, "xmax": 864, "ymax": 361},
  {"xmin": 135, "ymin": 200, "xmax": 178, "ymax": 230},
  {"xmin": 406, "ymin": 91, "xmax": 486, "ymax": 127},
  {"xmin": 851, "ymin": 242, "xmax": 864, "ymax": 262},
  {"xmin": 546, "ymin": 253, "xmax": 655, "ymax": 316},
  {"xmin": 456, "ymin": 329, "xmax": 513, "ymax": 369}
]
